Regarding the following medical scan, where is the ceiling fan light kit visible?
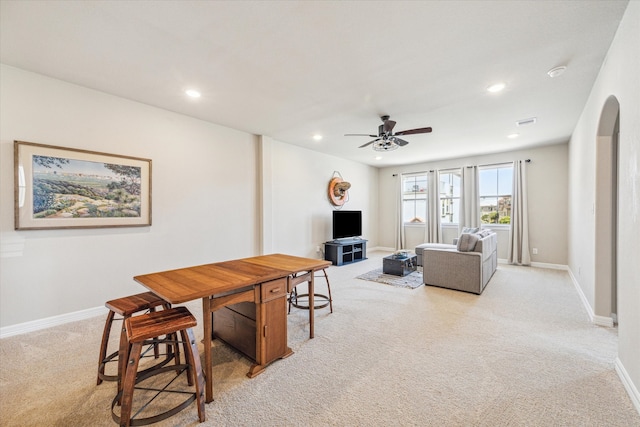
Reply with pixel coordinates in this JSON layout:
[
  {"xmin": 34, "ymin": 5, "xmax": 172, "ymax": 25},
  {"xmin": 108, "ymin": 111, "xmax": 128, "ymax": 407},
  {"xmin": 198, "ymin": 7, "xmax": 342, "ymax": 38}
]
[
  {"xmin": 373, "ymin": 140, "xmax": 399, "ymax": 151},
  {"xmin": 346, "ymin": 115, "xmax": 432, "ymax": 151}
]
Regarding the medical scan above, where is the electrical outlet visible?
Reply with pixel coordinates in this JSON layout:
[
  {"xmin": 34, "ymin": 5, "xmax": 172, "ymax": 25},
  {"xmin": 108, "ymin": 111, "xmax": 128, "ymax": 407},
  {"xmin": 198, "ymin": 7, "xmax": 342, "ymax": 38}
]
[
  {"xmin": 316, "ymin": 245, "xmax": 321, "ymax": 252},
  {"xmin": 532, "ymin": 248, "xmax": 538, "ymax": 254}
]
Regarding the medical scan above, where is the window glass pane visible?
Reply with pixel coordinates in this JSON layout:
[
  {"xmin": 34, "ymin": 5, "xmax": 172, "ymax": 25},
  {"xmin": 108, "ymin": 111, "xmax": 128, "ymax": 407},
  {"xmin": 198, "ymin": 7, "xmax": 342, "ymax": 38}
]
[
  {"xmin": 402, "ymin": 174, "xmax": 428, "ymax": 223},
  {"xmin": 498, "ymin": 196, "xmax": 511, "ymax": 224},
  {"xmin": 451, "ymin": 173, "xmax": 461, "ymax": 197},
  {"xmin": 498, "ymin": 166, "xmax": 513, "ymax": 195},
  {"xmin": 403, "ymin": 200, "xmax": 414, "ymax": 223},
  {"xmin": 451, "ymin": 198, "xmax": 460, "ymax": 223},
  {"xmin": 479, "ymin": 166, "xmax": 513, "ymax": 224},
  {"xmin": 441, "ymin": 197, "xmax": 452, "ymax": 222},
  {"xmin": 480, "ymin": 197, "xmax": 498, "ymax": 224},
  {"xmin": 403, "ymin": 176, "xmax": 416, "ymax": 193},
  {"xmin": 413, "ymin": 199, "xmax": 427, "ymax": 223},
  {"xmin": 439, "ymin": 174, "xmax": 452, "ymax": 197},
  {"xmin": 479, "ymin": 168, "xmax": 497, "ymax": 196},
  {"xmin": 440, "ymin": 198, "xmax": 460, "ymax": 223},
  {"xmin": 438, "ymin": 171, "xmax": 461, "ymax": 224}
]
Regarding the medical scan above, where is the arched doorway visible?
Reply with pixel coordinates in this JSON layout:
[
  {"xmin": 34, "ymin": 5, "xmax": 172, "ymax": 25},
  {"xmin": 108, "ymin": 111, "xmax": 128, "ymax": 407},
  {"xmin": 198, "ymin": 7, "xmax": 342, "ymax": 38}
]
[{"xmin": 594, "ymin": 95, "xmax": 619, "ymax": 325}]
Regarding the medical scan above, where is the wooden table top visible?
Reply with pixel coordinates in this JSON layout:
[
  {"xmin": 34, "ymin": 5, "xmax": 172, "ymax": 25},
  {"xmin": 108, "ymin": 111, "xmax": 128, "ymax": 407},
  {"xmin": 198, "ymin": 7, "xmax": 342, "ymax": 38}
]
[
  {"xmin": 134, "ymin": 254, "xmax": 331, "ymax": 304},
  {"xmin": 242, "ymin": 254, "xmax": 331, "ymax": 273}
]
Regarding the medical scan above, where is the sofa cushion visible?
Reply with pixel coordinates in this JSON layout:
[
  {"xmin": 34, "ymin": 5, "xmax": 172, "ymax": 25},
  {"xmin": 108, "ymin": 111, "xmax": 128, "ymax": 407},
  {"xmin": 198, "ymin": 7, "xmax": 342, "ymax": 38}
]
[
  {"xmin": 415, "ymin": 243, "xmax": 456, "ymax": 255},
  {"xmin": 456, "ymin": 233, "xmax": 479, "ymax": 252}
]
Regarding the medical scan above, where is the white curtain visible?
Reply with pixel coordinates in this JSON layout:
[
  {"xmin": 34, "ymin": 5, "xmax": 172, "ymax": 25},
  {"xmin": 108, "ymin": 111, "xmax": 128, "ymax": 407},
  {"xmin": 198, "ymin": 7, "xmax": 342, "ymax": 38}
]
[
  {"xmin": 395, "ymin": 174, "xmax": 405, "ymax": 250},
  {"xmin": 459, "ymin": 166, "xmax": 479, "ymax": 235},
  {"xmin": 426, "ymin": 170, "xmax": 442, "ymax": 243},
  {"xmin": 508, "ymin": 160, "xmax": 531, "ymax": 265}
]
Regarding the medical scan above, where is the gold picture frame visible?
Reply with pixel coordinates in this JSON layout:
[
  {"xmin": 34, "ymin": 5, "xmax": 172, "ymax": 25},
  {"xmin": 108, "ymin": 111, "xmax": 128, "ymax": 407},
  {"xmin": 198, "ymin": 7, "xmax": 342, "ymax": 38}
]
[{"xmin": 14, "ymin": 141, "xmax": 152, "ymax": 230}]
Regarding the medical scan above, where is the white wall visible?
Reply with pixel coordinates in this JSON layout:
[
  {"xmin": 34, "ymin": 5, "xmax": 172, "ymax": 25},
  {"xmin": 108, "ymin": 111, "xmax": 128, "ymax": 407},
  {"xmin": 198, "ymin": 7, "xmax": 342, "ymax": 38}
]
[
  {"xmin": 568, "ymin": 1, "xmax": 640, "ymax": 408},
  {"xmin": 0, "ymin": 65, "xmax": 378, "ymax": 329},
  {"xmin": 377, "ymin": 143, "xmax": 569, "ymax": 265},
  {"xmin": 0, "ymin": 65, "xmax": 260, "ymax": 326},
  {"xmin": 263, "ymin": 137, "xmax": 378, "ymax": 258}
]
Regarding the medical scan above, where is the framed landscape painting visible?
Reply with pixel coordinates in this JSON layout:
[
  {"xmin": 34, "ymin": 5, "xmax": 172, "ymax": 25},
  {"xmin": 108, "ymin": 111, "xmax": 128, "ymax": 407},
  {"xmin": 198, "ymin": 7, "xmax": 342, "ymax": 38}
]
[{"xmin": 14, "ymin": 141, "xmax": 152, "ymax": 230}]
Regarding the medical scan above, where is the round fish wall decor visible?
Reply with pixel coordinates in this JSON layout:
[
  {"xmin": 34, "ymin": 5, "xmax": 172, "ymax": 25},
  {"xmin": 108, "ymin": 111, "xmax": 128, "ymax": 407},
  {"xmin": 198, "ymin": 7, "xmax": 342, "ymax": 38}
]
[{"xmin": 328, "ymin": 171, "xmax": 351, "ymax": 206}]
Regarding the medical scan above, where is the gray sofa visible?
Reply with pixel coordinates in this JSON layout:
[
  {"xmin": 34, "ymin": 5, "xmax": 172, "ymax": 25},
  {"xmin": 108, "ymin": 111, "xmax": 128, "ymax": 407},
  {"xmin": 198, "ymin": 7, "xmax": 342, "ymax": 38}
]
[{"xmin": 419, "ymin": 231, "xmax": 497, "ymax": 294}]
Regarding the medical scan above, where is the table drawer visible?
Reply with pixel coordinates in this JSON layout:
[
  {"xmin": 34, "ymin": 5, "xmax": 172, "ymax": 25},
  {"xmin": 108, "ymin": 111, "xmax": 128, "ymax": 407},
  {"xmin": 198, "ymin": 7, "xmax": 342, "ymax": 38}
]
[{"xmin": 261, "ymin": 278, "xmax": 287, "ymax": 302}]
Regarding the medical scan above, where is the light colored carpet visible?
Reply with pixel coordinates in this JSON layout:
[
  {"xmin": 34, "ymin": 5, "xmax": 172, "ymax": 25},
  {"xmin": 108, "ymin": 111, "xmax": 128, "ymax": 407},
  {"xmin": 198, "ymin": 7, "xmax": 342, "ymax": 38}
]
[
  {"xmin": 356, "ymin": 268, "xmax": 423, "ymax": 289},
  {"xmin": 1, "ymin": 252, "xmax": 639, "ymax": 427}
]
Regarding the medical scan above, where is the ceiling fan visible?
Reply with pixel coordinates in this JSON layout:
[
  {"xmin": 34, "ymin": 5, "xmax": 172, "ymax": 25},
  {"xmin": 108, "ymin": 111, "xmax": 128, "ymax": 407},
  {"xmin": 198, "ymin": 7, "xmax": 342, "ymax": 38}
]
[{"xmin": 345, "ymin": 115, "xmax": 432, "ymax": 151}]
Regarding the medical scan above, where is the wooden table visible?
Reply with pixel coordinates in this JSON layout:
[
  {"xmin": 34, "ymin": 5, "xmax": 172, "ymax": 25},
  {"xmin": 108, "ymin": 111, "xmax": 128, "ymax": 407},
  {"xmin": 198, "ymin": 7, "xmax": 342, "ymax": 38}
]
[{"xmin": 133, "ymin": 254, "xmax": 331, "ymax": 403}]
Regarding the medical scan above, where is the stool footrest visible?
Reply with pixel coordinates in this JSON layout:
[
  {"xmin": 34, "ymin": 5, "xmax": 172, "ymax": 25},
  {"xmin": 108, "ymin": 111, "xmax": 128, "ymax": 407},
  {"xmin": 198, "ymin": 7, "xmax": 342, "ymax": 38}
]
[
  {"xmin": 116, "ymin": 309, "xmax": 205, "ymax": 426},
  {"xmin": 289, "ymin": 293, "xmax": 331, "ymax": 310},
  {"xmin": 111, "ymin": 364, "xmax": 196, "ymax": 426}
]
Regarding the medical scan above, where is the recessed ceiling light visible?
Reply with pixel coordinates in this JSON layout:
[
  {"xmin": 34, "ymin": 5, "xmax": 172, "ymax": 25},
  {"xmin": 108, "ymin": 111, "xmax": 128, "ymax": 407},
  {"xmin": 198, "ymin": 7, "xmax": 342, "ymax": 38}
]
[
  {"xmin": 312, "ymin": 134, "xmax": 323, "ymax": 141},
  {"xmin": 185, "ymin": 89, "xmax": 201, "ymax": 98},
  {"xmin": 547, "ymin": 66, "xmax": 567, "ymax": 78},
  {"xmin": 487, "ymin": 82, "xmax": 506, "ymax": 93},
  {"xmin": 507, "ymin": 133, "xmax": 519, "ymax": 139}
]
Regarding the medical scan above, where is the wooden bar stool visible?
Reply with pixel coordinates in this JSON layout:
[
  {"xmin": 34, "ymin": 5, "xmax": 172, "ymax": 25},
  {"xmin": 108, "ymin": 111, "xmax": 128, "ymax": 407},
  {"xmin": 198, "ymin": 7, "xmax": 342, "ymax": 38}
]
[
  {"xmin": 112, "ymin": 306, "xmax": 206, "ymax": 427},
  {"xmin": 288, "ymin": 268, "xmax": 333, "ymax": 313},
  {"xmin": 97, "ymin": 292, "xmax": 173, "ymax": 385}
]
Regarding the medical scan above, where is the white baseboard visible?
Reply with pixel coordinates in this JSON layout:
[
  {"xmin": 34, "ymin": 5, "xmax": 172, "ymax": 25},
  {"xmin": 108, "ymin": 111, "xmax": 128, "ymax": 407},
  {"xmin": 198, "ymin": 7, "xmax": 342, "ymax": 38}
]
[
  {"xmin": 615, "ymin": 357, "xmax": 640, "ymax": 415},
  {"xmin": 566, "ymin": 268, "xmax": 615, "ymax": 327},
  {"xmin": 497, "ymin": 259, "xmax": 568, "ymax": 270},
  {"xmin": 593, "ymin": 314, "xmax": 615, "ymax": 328},
  {"xmin": 370, "ymin": 246, "xmax": 396, "ymax": 252},
  {"xmin": 530, "ymin": 261, "xmax": 568, "ymax": 270},
  {"xmin": 0, "ymin": 305, "xmax": 107, "ymax": 339}
]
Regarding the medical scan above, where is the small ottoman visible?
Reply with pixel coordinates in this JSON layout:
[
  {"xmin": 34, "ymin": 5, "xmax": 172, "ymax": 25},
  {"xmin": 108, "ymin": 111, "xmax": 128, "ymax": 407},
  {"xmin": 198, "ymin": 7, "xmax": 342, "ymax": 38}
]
[{"xmin": 383, "ymin": 254, "xmax": 418, "ymax": 276}]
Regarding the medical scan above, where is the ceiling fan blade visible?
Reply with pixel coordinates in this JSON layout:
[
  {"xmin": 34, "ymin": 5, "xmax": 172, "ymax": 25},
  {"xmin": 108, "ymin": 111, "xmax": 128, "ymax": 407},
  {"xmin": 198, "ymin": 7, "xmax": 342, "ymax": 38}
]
[
  {"xmin": 395, "ymin": 137, "xmax": 410, "ymax": 146},
  {"xmin": 395, "ymin": 126, "xmax": 432, "ymax": 136},
  {"xmin": 359, "ymin": 138, "xmax": 380, "ymax": 148},
  {"xmin": 382, "ymin": 120, "xmax": 396, "ymax": 133},
  {"xmin": 345, "ymin": 133, "xmax": 379, "ymax": 137}
]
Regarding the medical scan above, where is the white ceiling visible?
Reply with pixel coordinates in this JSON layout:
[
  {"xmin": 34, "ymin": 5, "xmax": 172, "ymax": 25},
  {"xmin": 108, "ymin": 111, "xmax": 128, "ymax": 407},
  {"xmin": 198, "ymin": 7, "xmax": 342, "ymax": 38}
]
[{"xmin": 0, "ymin": 1, "xmax": 629, "ymax": 167}]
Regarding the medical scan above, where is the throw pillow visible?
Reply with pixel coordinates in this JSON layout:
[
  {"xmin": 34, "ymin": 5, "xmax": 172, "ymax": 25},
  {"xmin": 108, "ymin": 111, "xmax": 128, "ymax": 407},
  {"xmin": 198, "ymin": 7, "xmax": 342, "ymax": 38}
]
[
  {"xmin": 456, "ymin": 233, "xmax": 479, "ymax": 252},
  {"xmin": 477, "ymin": 229, "xmax": 493, "ymax": 238},
  {"xmin": 461, "ymin": 227, "xmax": 479, "ymax": 234}
]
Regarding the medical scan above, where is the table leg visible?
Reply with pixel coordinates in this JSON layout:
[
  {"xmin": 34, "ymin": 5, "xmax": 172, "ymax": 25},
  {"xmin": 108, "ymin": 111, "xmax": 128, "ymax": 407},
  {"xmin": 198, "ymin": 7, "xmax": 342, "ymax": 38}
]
[
  {"xmin": 309, "ymin": 271, "xmax": 315, "ymax": 339},
  {"xmin": 202, "ymin": 297, "xmax": 214, "ymax": 403}
]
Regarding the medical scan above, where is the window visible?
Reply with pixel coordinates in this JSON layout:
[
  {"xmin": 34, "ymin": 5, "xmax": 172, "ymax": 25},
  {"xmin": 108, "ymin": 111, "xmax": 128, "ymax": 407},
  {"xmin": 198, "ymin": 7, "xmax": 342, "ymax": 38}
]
[
  {"xmin": 439, "ymin": 170, "xmax": 461, "ymax": 224},
  {"xmin": 402, "ymin": 174, "xmax": 427, "ymax": 223},
  {"xmin": 479, "ymin": 164, "xmax": 513, "ymax": 224}
]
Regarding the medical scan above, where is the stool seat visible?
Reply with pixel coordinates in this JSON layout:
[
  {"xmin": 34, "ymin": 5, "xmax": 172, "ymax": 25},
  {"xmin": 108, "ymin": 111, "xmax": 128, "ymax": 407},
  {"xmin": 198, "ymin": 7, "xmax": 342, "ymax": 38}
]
[
  {"xmin": 113, "ymin": 306, "xmax": 205, "ymax": 427},
  {"xmin": 97, "ymin": 292, "xmax": 172, "ymax": 385},
  {"xmin": 126, "ymin": 306, "xmax": 197, "ymax": 342},
  {"xmin": 106, "ymin": 292, "xmax": 168, "ymax": 316}
]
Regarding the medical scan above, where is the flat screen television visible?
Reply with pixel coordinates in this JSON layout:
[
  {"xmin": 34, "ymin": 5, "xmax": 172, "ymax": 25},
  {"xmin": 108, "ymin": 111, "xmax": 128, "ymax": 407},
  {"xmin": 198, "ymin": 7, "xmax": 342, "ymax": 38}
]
[{"xmin": 332, "ymin": 210, "xmax": 362, "ymax": 240}]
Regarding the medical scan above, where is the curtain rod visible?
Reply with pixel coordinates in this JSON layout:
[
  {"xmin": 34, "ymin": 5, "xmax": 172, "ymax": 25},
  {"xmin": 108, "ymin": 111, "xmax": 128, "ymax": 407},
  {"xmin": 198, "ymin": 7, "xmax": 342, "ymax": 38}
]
[
  {"xmin": 392, "ymin": 170, "xmax": 434, "ymax": 177},
  {"xmin": 466, "ymin": 159, "xmax": 531, "ymax": 168},
  {"xmin": 393, "ymin": 159, "xmax": 531, "ymax": 176}
]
